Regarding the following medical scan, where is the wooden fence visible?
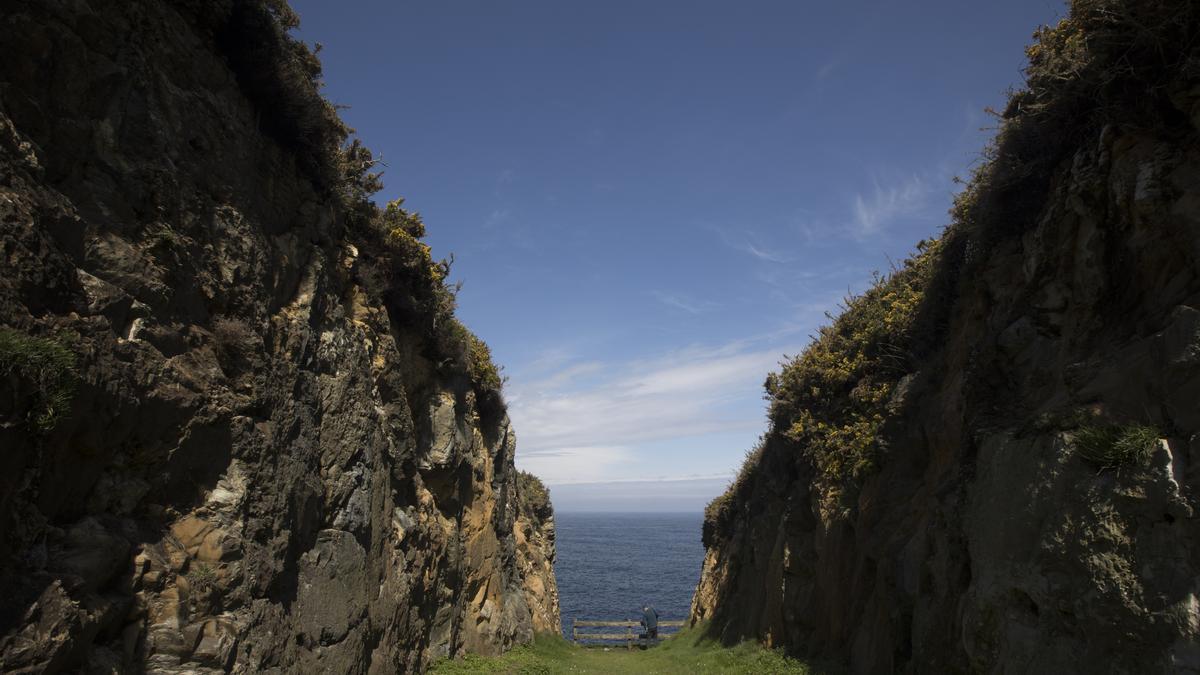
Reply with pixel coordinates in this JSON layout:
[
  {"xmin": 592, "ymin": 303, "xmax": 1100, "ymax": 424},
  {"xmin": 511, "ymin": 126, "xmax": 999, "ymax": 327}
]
[{"xmin": 571, "ymin": 619, "xmax": 686, "ymax": 648}]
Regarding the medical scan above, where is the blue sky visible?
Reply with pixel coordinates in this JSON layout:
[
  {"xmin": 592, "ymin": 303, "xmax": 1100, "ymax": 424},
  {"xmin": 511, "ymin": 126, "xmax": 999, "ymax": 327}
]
[{"xmin": 293, "ymin": 0, "xmax": 1065, "ymax": 512}]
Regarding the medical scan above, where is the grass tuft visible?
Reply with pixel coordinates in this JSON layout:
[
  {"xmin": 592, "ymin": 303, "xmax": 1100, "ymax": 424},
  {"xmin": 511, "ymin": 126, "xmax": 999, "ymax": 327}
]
[
  {"xmin": 0, "ymin": 327, "xmax": 78, "ymax": 432},
  {"xmin": 1073, "ymin": 424, "xmax": 1160, "ymax": 470},
  {"xmin": 187, "ymin": 561, "xmax": 218, "ymax": 590}
]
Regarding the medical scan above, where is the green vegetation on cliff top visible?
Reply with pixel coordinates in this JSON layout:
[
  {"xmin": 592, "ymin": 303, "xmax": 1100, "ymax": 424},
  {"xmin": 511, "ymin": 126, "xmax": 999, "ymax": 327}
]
[
  {"xmin": 517, "ymin": 471, "xmax": 553, "ymax": 522},
  {"xmin": 429, "ymin": 627, "xmax": 832, "ymax": 675}
]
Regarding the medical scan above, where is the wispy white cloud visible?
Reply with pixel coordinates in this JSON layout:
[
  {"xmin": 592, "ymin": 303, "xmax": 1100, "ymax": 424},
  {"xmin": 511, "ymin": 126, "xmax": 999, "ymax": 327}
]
[
  {"xmin": 532, "ymin": 471, "xmax": 736, "ymax": 487},
  {"xmin": 492, "ymin": 167, "xmax": 516, "ymax": 199},
  {"xmin": 508, "ymin": 341, "xmax": 801, "ymax": 481},
  {"xmin": 516, "ymin": 445, "xmax": 634, "ymax": 485},
  {"xmin": 511, "ymin": 361, "xmax": 605, "ymax": 398},
  {"xmin": 712, "ymin": 227, "xmax": 795, "ymax": 264},
  {"xmin": 741, "ymin": 242, "xmax": 790, "ymax": 263},
  {"xmin": 582, "ymin": 472, "xmax": 734, "ymax": 485},
  {"xmin": 484, "ymin": 208, "xmax": 510, "ymax": 228},
  {"xmin": 851, "ymin": 173, "xmax": 930, "ymax": 239},
  {"xmin": 791, "ymin": 208, "xmax": 834, "ymax": 243},
  {"xmin": 815, "ymin": 59, "xmax": 839, "ymax": 82},
  {"xmin": 651, "ymin": 290, "xmax": 718, "ymax": 314},
  {"xmin": 519, "ymin": 347, "xmax": 576, "ymax": 375}
]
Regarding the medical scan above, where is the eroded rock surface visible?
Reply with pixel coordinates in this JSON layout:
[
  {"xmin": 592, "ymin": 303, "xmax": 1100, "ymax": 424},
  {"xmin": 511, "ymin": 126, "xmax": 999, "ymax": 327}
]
[{"xmin": 0, "ymin": 1, "xmax": 557, "ymax": 672}]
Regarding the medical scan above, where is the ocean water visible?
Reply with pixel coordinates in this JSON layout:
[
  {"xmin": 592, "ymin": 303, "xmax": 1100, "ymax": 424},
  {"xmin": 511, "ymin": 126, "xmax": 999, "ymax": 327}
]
[{"xmin": 554, "ymin": 512, "xmax": 705, "ymax": 637}]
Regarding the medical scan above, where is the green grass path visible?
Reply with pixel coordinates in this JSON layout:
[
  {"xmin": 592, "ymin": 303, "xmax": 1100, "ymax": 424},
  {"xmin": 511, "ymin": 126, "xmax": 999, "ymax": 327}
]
[{"xmin": 429, "ymin": 626, "xmax": 837, "ymax": 674}]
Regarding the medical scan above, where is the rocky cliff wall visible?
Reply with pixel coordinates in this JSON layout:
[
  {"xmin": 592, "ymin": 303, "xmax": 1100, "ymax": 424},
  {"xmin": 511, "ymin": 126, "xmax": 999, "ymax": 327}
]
[
  {"xmin": 0, "ymin": 1, "xmax": 557, "ymax": 672},
  {"xmin": 693, "ymin": 2, "xmax": 1200, "ymax": 673}
]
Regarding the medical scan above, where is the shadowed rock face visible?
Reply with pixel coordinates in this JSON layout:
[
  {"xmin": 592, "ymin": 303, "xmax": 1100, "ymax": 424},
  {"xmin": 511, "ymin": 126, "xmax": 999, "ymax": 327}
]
[
  {"xmin": 0, "ymin": 1, "xmax": 557, "ymax": 672},
  {"xmin": 692, "ymin": 7, "xmax": 1200, "ymax": 675}
]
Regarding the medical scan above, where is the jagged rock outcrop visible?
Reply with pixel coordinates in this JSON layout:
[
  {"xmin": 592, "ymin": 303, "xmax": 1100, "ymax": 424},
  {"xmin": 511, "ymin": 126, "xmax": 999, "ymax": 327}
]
[
  {"xmin": 694, "ymin": 2, "xmax": 1200, "ymax": 673},
  {"xmin": 0, "ymin": 0, "xmax": 557, "ymax": 672}
]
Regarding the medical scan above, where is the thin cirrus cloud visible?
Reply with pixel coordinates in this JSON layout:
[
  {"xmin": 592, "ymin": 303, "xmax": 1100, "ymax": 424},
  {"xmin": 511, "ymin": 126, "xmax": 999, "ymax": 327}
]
[
  {"xmin": 483, "ymin": 208, "xmax": 510, "ymax": 228},
  {"xmin": 555, "ymin": 472, "xmax": 735, "ymax": 486},
  {"xmin": 515, "ymin": 445, "xmax": 635, "ymax": 486},
  {"xmin": 507, "ymin": 340, "xmax": 798, "ymax": 483},
  {"xmin": 740, "ymin": 241, "xmax": 792, "ymax": 263},
  {"xmin": 711, "ymin": 226, "xmax": 795, "ymax": 264},
  {"xmin": 651, "ymin": 290, "xmax": 719, "ymax": 314},
  {"xmin": 851, "ymin": 173, "xmax": 932, "ymax": 239},
  {"xmin": 815, "ymin": 59, "xmax": 839, "ymax": 81}
]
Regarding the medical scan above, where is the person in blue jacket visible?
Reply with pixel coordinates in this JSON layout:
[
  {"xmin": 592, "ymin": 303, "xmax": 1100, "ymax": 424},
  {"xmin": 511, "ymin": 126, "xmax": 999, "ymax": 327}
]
[{"xmin": 640, "ymin": 605, "xmax": 659, "ymax": 640}]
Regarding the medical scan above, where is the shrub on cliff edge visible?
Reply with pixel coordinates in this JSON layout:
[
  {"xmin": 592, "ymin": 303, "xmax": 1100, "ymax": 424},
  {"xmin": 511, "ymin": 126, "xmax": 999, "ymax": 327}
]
[
  {"xmin": 953, "ymin": 0, "xmax": 1200, "ymax": 245},
  {"xmin": 759, "ymin": 237, "xmax": 942, "ymax": 519},
  {"xmin": 517, "ymin": 471, "xmax": 553, "ymax": 522}
]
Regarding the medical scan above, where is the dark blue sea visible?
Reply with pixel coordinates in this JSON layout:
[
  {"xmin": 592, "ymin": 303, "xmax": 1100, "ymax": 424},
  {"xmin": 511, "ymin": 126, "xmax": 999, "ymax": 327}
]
[{"xmin": 554, "ymin": 512, "xmax": 705, "ymax": 637}]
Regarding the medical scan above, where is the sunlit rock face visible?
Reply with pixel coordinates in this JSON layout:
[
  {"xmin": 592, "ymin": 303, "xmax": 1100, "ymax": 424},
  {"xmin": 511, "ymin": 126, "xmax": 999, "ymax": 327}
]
[
  {"xmin": 0, "ymin": 1, "xmax": 556, "ymax": 672},
  {"xmin": 693, "ymin": 3, "xmax": 1200, "ymax": 673}
]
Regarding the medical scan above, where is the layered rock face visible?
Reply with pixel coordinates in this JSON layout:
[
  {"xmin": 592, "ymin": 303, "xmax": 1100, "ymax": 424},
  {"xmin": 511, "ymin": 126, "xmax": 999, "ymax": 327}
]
[
  {"xmin": 694, "ymin": 3, "xmax": 1200, "ymax": 673},
  {"xmin": 0, "ymin": 1, "xmax": 556, "ymax": 672}
]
